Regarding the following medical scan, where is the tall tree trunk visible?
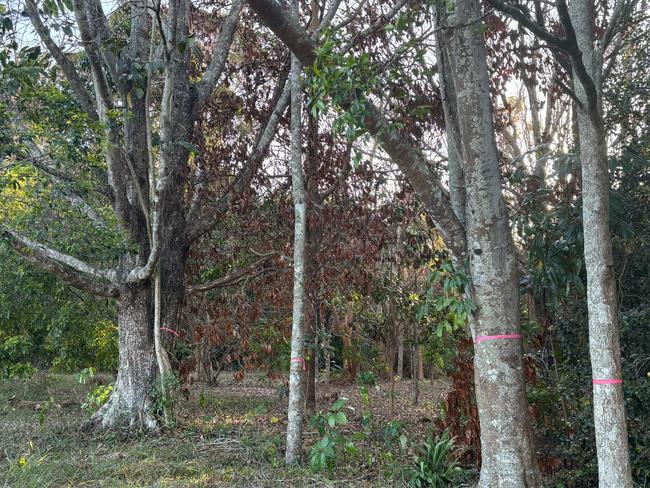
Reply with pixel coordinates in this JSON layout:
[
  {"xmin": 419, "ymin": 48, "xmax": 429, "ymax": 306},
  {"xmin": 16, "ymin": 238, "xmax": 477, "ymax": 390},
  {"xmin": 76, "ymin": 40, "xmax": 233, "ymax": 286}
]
[
  {"xmin": 86, "ymin": 277, "xmax": 157, "ymax": 429},
  {"xmin": 303, "ymin": 110, "xmax": 322, "ymax": 413},
  {"xmin": 439, "ymin": 1, "xmax": 542, "ymax": 485},
  {"xmin": 570, "ymin": 3, "xmax": 632, "ymax": 483},
  {"xmin": 285, "ymin": 43, "xmax": 307, "ymax": 464},
  {"xmin": 578, "ymin": 118, "xmax": 631, "ymax": 485}
]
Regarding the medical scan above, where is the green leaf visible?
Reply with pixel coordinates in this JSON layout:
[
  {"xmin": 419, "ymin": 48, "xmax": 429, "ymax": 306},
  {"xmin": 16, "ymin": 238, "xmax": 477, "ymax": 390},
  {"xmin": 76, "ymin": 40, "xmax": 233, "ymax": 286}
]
[
  {"xmin": 327, "ymin": 413, "xmax": 336, "ymax": 428},
  {"xmin": 334, "ymin": 411, "xmax": 347, "ymax": 425},
  {"xmin": 331, "ymin": 397, "xmax": 346, "ymax": 411}
]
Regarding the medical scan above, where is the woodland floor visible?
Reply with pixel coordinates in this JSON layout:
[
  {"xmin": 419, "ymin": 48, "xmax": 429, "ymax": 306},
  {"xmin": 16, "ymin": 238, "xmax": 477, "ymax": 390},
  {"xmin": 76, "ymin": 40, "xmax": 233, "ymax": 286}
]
[{"xmin": 0, "ymin": 371, "xmax": 465, "ymax": 487}]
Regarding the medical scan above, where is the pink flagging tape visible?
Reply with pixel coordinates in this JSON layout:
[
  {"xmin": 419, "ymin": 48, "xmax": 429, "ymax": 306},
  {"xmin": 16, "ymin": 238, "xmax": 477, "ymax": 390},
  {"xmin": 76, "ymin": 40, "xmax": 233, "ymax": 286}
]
[
  {"xmin": 290, "ymin": 357, "xmax": 307, "ymax": 371},
  {"xmin": 474, "ymin": 333, "xmax": 522, "ymax": 344},
  {"xmin": 160, "ymin": 327, "xmax": 179, "ymax": 337},
  {"xmin": 592, "ymin": 379, "xmax": 623, "ymax": 385}
]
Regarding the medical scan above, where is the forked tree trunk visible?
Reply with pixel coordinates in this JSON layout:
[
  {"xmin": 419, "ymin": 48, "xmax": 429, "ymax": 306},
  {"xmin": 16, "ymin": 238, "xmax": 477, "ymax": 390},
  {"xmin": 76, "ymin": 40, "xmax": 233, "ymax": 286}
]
[
  {"xmin": 440, "ymin": 0, "xmax": 542, "ymax": 485},
  {"xmin": 86, "ymin": 280, "xmax": 158, "ymax": 429}
]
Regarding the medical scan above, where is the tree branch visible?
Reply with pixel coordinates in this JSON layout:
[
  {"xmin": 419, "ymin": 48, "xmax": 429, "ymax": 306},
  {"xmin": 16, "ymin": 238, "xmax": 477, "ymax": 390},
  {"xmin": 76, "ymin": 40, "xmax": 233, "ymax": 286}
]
[
  {"xmin": 245, "ymin": 0, "xmax": 468, "ymax": 262},
  {"xmin": 24, "ymin": 0, "xmax": 98, "ymax": 120},
  {"xmin": 185, "ymin": 255, "xmax": 274, "ymax": 295},
  {"xmin": 599, "ymin": 0, "xmax": 630, "ymax": 53},
  {"xmin": 185, "ymin": 65, "xmax": 291, "ymax": 243},
  {"xmin": 195, "ymin": 0, "xmax": 244, "ymax": 109},
  {"xmin": 341, "ymin": 0, "xmax": 409, "ymax": 53},
  {"xmin": 486, "ymin": 0, "xmax": 570, "ymax": 51},
  {"xmin": 5, "ymin": 244, "xmax": 119, "ymax": 298},
  {"xmin": 555, "ymin": 0, "xmax": 600, "ymax": 117},
  {"xmin": 18, "ymin": 134, "xmax": 108, "ymax": 229},
  {"xmin": 72, "ymin": 0, "xmax": 114, "ymax": 119},
  {"xmin": 0, "ymin": 226, "xmax": 117, "ymax": 284},
  {"xmin": 314, "ymin": 0, "xmax": 344, "ymax": 35}
]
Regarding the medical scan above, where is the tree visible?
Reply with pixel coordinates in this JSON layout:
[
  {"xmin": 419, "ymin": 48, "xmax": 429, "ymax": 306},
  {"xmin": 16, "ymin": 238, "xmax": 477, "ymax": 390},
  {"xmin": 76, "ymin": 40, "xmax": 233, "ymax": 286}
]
[
  {"xmin": 285, "ymin": 0, "xmax": 307, "ymax": 464},
  {"xmin": 1, "ymin": 0, "xmax": 288, "ymax": 429},
  {"xmin": 433, "ymin": 1, "xmax": 541, "ymax": 484}
]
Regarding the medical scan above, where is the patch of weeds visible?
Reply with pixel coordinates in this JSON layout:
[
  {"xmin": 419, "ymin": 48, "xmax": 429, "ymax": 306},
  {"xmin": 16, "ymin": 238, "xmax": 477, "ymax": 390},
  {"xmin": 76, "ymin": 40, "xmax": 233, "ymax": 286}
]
[
  {"xmin": 407, "ymin": 430, "xmax": 469, "ymax": 488},
  {"xmin": 308, "ymin": 397, "xmax": 356, "ymax": 472},
  {"xmin": 81, "ymin": 384, "xmax": 113, "ymax": 413},
  {"xmin": 260, "ymin": 434, "xmax": 283, "ymax": 468}
]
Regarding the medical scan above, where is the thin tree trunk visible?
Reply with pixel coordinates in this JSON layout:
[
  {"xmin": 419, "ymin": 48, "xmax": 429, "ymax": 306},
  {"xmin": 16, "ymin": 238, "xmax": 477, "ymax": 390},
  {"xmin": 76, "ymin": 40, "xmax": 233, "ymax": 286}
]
[
  {"xmin": 569, "ymin": 2, "xmax": 632, "ymax": 484},
  {"xmin": 577, "ymin": 97, "xmax": 632, "ymax": 488},
  {"xmin": 285, "ymin": 43, "xmax": 307, "ymax": 464},
  {"xmin": 397, "ymin": 324, "xmax": 404, "ymax": 378},
  {"xmin": 305, "ymin": 307, "xmax": 317, "ymax": 413}
]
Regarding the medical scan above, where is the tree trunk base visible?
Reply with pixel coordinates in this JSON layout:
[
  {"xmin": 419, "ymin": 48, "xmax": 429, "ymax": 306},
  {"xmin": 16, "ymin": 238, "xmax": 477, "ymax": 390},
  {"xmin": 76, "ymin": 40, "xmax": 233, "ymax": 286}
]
[
  {"xmin": 83, "ymin": 282, "xmax": 159, "ymax": 431},
  {"xmin": 83, "ymin": 385, "xmax": 158, "ymax": 431}
]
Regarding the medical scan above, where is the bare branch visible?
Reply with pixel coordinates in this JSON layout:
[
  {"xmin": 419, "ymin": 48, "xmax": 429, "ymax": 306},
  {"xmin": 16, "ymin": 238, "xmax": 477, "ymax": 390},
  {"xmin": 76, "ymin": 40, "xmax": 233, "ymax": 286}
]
[
  {"xmin": 195, "ymin": 0, "xmax": 244, "ymax": 108},
  {"xmin": 24, "ymin": 0, "xmax": 98, "ymax": 120},
  {"xmin": 0, "ymin": 226, "xmax": 117, "ymax": 284},
  {"xmin": 314, "ymin": 0, "xmax": 344, "ymax": 35},
  {"xmin": 600, "ymin": 0, "xmax": 630, "ymax": 53},
  {"xmin": 186, "ymin": 255, "xmax": 274, "ymax": 295},
  {"xmin": 341, "ymin": 0, "xmax": 409, "ymax": 53},
  {"xmin": 486, "ymin": 0, "xmax": 570, "ymax": 52}
]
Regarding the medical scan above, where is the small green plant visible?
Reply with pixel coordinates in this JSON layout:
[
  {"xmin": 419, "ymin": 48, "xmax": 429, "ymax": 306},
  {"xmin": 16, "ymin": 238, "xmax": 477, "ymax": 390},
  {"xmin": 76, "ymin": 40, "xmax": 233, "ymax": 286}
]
[
  {"xmin": 308, "ymin": 397, "xmax": 355, "ymax": 471},
  {"xmin": 197, "ymin": 390, "xmax": 207, "ymax": 409},
  {"xmin": 382, "ymin": 420, "xmax": 409, "ymax": 452},
  {"xmin": 358, "ymin": 370, "xmax": 376, "ymax": 387},
  {"xmin": 357, "ymin": 372, "xmax": 375, "ymax": 431},
  {"xmin": 150, "ymin": 371, "xmax": 180, "ymax": 426},
  {"xmin": 82, "ymin": 384, "xmax": 113, "ymax": 413},
  {"xmin": 37, "ymin": 397, "xmax": 55, "ymax": 426},
  {"xmin": 408, "ymin": 431, "xmax": 468, "ymax": 488},
  {"xmin": 77, "ymin": 367, "xmax": 96, "ymax": 385}
]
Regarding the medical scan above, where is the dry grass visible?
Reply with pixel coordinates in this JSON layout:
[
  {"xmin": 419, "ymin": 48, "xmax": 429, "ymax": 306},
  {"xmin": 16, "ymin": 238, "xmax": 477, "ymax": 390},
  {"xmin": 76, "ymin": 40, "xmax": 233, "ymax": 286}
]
[{"xmin": 0, "ymin": 371, "xmax": 454, "ymax": 487}]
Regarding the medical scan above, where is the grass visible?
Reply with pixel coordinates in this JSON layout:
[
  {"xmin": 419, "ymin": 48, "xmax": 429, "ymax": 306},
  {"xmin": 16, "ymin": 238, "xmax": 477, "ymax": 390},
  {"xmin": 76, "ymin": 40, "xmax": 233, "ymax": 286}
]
[{"xmin": 0, "ymin": 372, "xmax": 446, "ymax": 487}]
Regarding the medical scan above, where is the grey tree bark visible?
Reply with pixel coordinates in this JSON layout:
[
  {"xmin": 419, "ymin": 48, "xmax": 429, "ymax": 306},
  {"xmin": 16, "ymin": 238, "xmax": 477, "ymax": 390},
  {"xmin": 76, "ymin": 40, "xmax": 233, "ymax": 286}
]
[
  {"xmin": 569, "ymin": 1, "xmax": 632, "ymax": 484},
  {"xmin": 88, "ymin": 277, "xmax": 158, "ymax": 430},
  {"xmin": 285, "ymin": 40, "xmax": 308, "ymax": 464},
  {"xmin": 484, "ymin": 0, "xmax": 634, "ymax": 483},
  {"xmin": 244, "ymin": 2, "xmax": 539, "ymax": 482},
  {"xmin": 438, "ymin": 1, "xmax": 542, "ymax": 485}
]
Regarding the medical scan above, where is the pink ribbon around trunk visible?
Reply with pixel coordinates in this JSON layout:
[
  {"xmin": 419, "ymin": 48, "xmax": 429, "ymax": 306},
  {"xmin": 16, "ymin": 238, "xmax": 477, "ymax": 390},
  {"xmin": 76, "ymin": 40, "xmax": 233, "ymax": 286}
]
[
  {"xmin": 592, "ymin": 379, "xmax": 623, "ymax": 385},
  {"xmin": 160, "ymin": 326, "xmax": 179, "ymax": 337},
  {"xmin": 290, "ymin": 357, "xmax": 306, "ymax": 371},
  {"xmin": 474, "ymin": 333, "xmax": 522, "ymax": 344}
]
